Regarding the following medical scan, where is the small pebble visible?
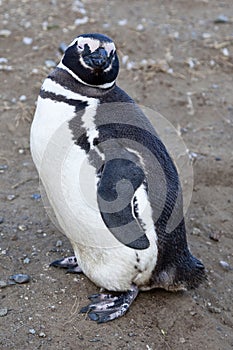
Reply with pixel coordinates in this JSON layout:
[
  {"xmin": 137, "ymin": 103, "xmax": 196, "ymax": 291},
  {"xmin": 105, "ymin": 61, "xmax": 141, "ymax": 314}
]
[
  {"xmin": 78, "ymin": 8, "xmax": 86, "ymax": 15},
  {"xmin": 180, "ymin": 337, "xmax": 186, "ymax": 344},
  {"xmin": 89, "ymin": 338, "xmax": 101, "ymax": 342},
  {"xmin": 31, "ymin": 193, "xmax": 41, "ymax": 200},
  {"xmin": 209, "ymin": 231, "xmax": 220, "ymax": 241},
  {"xmin": 136, "ymin": 24, "xmax": 144, "ymax": 31},
  {"xmin": 187, "ymin": 57, "xmax": 200, "ymax": 69},
  {"xmin": 0, "ymin": 217, "xmax": 4, "ymax": 224},
  {"xmin": 45, "ymin": 60, "xmax": 56, "ymax": 68},
  {"xmin": 221, "ymin": 48, "xmax": 229, "ymax": 57},
  {"xmin": 202, "ymin": 32, "xmax": 211, "ymax": 39},
  {"xmin": 122, "ymin": 55, "xmax": 129, "ymax": 65},
  {"xmin": 23, "ymin": 257, "xmax": 31, "ymax": 264},
  {"xmin": 102, "ymin": 23, "xmax": 110, "ymax": 29},
  {"xmin": 56, "ymin": 240, "xmax": 63, "ymax": 247},
  {"xmin": 0, "ymin": 29, "xmax": 11, "ymax": 37},
  {"xmin": 146, "ymin": 346, "xmax": 153, "ymax": 350},
  {"xmin": 42, "ymin": 21, "xmax": 48, "ymax": 30},
  {"xmin": 188, "ymin": 151, "xmax": 198, "ymax": 162},
  {"xmin": 59, "ymin": 42, "xmax": 67, "ymax": 54},
  {"xmin": 74, "ymin": 16, "xmax": 89, "ymax": 26},
  {"xmin": 219, "ymin": 260, "xmax": 232, "ymax": 271},
  {"xmin": 192, "ymin": 227, "xmax": 201, "ymax": 236},
  {"xmin": 126, "ymin": 61, "xmax": 135, "ymax": 70},
  {"xmin": 190, "ymin": 311, "xmax": 197, "ymax": 316},
  {"xmin": 19, "ymin": 95, "xmax": 27, "ymax": 102},
  {"xmin": 31, "ymin": 68, "xmax": 39, "ymax": 74},
  {"xmin": 0, "ymin": 164, "xmax": 8, "ymax": 171},
  {"xmin": 0, "ymin": 57, "xmax": 8, "ymax": 63},
  {"xmin": 0, "ymin": 308, "xmax": 8, "ymax": 317},
  {"xmin": 128, "ymin": 332, "xmax": 136, "ymax": 337},
  {"xmin": 140, "ymin": 59, "xmax": 147, "ymax": 65},
  {"xmin": 23, "ymin": 37, "xmax": 33, "ymax": 45},
  {"xmin": 39, "ymin": 332, "xmax": 46, "ymax": 338},
  {"xmin": 187, "ymin": 58, "xmax": 195, "ymax": 69},
  {"xmin": 72, "ymin": 0, "xmax": 86, "ymax": 12},
  {"xmin": 160, "ymin": 329, "xmax": 166, "ymax": 336},
  {"xmin": 170, "ymin": 31, "xmax": 179, "ymax": 39},
  {"xmin": 7, "ymin": 194, "xmax": 16, "ymax": 201},
  {"xmin": 118, "ymin": 19, "xmax": 127, "ymax": 26},
  {"xmin": 0, "ymin": 65, "xmax": 12, "ymax": 71},
  {"xmin": 214, "ymin": 15, "xmax": 229, "ymax": 24},
  {"xmin": 18, "ymin": 224, "xmax": 28, "ymax": 231},
  {"xmin": 208, "ymin": 305, "xmax": 221, "ymax": 314},
  {"xmin": 0, "ymin": 281, "xmax": 8, "ymax": 288},
  {"xmin": 9, "ymin": 273, "xmax": 30, "ymax": 284},
  {"xmin": 29, "ymin": 328, "xmax": 36, "ymax": 335},
  {"xmin": 22, "ymin": 21, "xmax": 31, "ymax": 29}
]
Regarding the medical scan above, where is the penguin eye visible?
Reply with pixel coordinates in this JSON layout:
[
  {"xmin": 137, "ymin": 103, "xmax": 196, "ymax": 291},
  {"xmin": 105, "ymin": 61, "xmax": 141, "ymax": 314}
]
[{"xmin": 78, "ymin": 44, "xmax": 84, "ymax": 51}]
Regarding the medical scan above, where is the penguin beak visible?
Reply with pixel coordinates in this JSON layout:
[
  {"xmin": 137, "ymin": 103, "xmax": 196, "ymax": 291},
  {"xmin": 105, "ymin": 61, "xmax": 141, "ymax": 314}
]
[{"xmin": 84, "ymin": 48, "xmax": 109, "ymax": 70}]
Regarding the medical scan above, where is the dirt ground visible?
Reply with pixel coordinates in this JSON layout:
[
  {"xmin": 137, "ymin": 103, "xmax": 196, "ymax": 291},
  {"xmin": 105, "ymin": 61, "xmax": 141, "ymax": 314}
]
[{"xmin": 0, "ymin": 0, "xmax": 233, "ymax": 349}]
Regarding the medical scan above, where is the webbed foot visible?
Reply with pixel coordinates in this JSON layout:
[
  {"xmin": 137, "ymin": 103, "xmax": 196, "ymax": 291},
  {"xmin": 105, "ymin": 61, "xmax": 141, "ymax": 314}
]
[
  {"xmin": 80, "ymin": 285, "xmax": 138, "ymax": 323},
  {"xmin": 50, "ymin": 256, "xmax": 82, "ymax": 273}
]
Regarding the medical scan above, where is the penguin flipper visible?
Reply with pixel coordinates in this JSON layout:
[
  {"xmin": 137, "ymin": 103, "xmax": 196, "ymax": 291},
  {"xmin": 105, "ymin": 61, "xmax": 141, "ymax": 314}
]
[{"xmin": 97, "ymin": 157, "xmax": 150, "ymax": 250}]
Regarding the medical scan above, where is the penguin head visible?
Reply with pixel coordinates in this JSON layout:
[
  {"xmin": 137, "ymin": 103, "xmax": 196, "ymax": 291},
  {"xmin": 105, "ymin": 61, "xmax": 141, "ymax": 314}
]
[{"xmin": 61, "ymin": 33, "xmax": 119, "ymax": 87}]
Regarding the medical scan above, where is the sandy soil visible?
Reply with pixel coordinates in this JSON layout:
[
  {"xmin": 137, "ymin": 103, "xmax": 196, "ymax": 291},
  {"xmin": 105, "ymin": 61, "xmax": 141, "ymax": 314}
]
[{"xmin": 0, "ymin": 0, "xmax": 233, "ymax": 349}]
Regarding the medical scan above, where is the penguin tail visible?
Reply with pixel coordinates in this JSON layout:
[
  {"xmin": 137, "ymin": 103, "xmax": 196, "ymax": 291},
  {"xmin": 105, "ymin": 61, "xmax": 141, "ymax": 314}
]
[
  {"xmin": 151, "ymin": 252, "xmax": 207, "ymax": 292},
  {"xmin": 174, "ymin": 253, "xmax": 207, "ymax": 290},
  {"xmin": 187, "ymin": 254, "xmax": 207, "ymax": 289}
]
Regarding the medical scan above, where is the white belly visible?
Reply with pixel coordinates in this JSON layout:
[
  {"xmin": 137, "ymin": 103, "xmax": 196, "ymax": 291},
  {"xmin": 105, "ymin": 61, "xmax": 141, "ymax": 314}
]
[{"xmin": 30, "ymin": 86, "xmax": 158, "ymax": 291}]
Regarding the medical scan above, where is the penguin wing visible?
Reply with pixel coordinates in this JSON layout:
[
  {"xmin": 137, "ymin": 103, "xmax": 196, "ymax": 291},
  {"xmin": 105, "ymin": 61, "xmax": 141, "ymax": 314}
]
[{"xmin": 97, "ymin": 157, "xmax": 150, "ymax": 250}]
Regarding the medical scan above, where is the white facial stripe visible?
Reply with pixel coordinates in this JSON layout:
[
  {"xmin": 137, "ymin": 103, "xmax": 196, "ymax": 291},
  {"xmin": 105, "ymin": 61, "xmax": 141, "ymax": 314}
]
[
  {"xmin": 77, "ymin": 37, "xmax": 99, "ymax": 53},
  {"xmin": 68, "ymin": 37, "xmax": 78, "ymax": 48},
  {"xmin": 76, "ymin": 37, "xmax": 116, "ymax": 56},
  {"xmin": 103, "ymin": 42, "xmax": 116, "ymax": 56},
  {"xmin": 104, "ymin": 60, "xmax": 113, "ymax": 72},
  {"xmin": 57, "ymin": 61, "xmax": 116, "ymax": 89},
  {"xmin": 79, "ymin": 56, "xmax": 92, "ymax": 69}
]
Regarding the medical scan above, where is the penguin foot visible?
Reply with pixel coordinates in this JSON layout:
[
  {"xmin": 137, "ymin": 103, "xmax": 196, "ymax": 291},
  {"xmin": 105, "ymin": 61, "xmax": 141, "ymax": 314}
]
[
  {"xmin": 50, "ymin": 256, "xmax": 82, "ymax": 274},
  {"xmin": 80, "ymin": 285, "xmax": 138, "ymax": 323}
]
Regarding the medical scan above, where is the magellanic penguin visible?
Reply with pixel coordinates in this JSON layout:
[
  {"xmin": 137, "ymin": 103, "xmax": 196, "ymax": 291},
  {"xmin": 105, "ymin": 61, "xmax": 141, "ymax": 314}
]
[{"xmin": 30, "ymin": 33, "xmax": 206, "ymax": 323}]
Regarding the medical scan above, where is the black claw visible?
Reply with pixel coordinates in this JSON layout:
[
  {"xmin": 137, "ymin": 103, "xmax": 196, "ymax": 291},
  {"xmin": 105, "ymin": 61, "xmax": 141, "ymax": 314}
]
[
  {"xmin": 49, "ymin": 259, "xmax": 63, "ymax": 267},
  {"xmin": 80, "ymin": 306, "xmax": 90, "ymax": 314},
  {"xmin": 97, "ymin": 317, "xmax": 107, "ymax": 324},
  {"xmin": 66, "ymin": 267, "xmax": 80, "ymax": 274},
  {"xmin": 88, "ymin": 293, "xmax": 101, "ymax": 301},
  {"xmin": 88, "ymin": 312, "xmax": 99, "ymax": 321}
]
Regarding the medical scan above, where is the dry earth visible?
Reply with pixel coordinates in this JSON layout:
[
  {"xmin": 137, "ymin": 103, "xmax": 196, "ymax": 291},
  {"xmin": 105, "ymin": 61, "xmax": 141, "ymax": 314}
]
[{"xmin": 0, "ymin": 0, "xmax": 233, "ymax": 349}]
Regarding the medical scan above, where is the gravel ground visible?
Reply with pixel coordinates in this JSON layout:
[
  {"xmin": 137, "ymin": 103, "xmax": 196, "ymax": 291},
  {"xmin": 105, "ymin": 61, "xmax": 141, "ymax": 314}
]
[{"xmin": 0, "ymin": 0, "xmax": 233, "ymax": 349}]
